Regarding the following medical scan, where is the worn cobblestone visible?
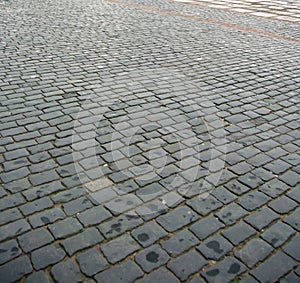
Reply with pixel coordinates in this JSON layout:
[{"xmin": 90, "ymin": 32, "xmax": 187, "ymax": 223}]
[{"xmin": 0, "ymin": 0, "xmax": 299, "ymax": 281}]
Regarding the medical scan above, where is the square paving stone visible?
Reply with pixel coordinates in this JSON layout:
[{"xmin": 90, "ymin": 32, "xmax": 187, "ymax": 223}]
[
  {"xmin": 159, "ymin": 191, "xmax": 184, "ymax": 208},
  {"xmin": 0, "ymin": 239, "xmax": 21, "ymax": 265},
  {"xmin": 161, "ymin": 229, "xmax": 199, "ymax": 256},
  {"xmin": 197, "ymin": 234, "xmax": 233, "ymax": 260},
  {"xmin": 77, "ymin": 205, "xmax": 112, "ymax": 227},
  {"xmin": 188, "ymin": 277, "xmax": 207, "ymax": 283},
  {"xmin": 113, "ymin": 180, "xmax": 139, "ymax": 195},
  {"xmin": 239, "ymin": 275, "xmax": 259, "ymax": 283},
  {"xmin": 49, "ymin": 217, "xmax": 83, "ymax": 239},
  {"xmin": 238, "ymin": 173, "xmax": 263, "ymax": 190},
  {"xmin": 215, "ymin": 203, "xmax": 248, "ymax": 226},
  {"xmin": 95, "ymin": 260, "xmax": 143, "ymax": 283},
  {"xmin": 61, "ymin": 227, "xmax": 103, "ymax": 256},
  {"xmin": 105, "ymin": 194, "xmax": 142, "ymax": 215},
  {"xmin": 190, "ymin": 216, "xmax": 225, "ymax": 240},
  {"xmin": 131, "ymin": 221, "xmax": 167, "ymax": 247},
  {"xmin": 135, "ymin": 244, "xmax": 169, "ymax": 273},
  {"xmin": 279, "ymin": 171, "xmax": 300, "ymax": 187},
  {"xmin": 136, "ymin": 199, "xmax": 168, "ymax": 221},
  {"xmin": 89, "ymin": 187, "xmax": 118, "ymax": 204},
  {"xmin": 156, "ymin": 205, "xmax": 198, "ymax": 232},
  {"xmin": 237, "ymin": 191, "xmax": 270, "ymax": 211},
  {"xmin": 282, "ymin": 235, "xmax": 300, "ymax": 261},
  {"xmin": 51, "ymin": 259, "xmax": 82, "ymax": 283},
  {"xmin": 136, "ymin": 183, "xmax": 167, "ymax": 202},
  {"xmin": 76, "ymin": 248, "xmax": 109, "ymax": 276},
  {"xmin": 235, "ymin": 238, "xmax": 273, "ymax": 268},
  {"xmin": 24, "ymin": 271, "xmax": 50, "ymax": 283},
  {"xmin": 29, "ymin": 208, "xmax": 65, "ymax": 228},
  {"xmin": 62, "ymin": 196, "xmax": 93, "ymax": 216},
  {"xmin": 245, "ymin": 207, "xmax": 280, "ymax": 230},
  {"xmin": 0, "ymin": 219, "xmax": 31, "ymax": 242},
  {"xmin": 279, "ymin": 272, "xmax": 300, "ymax": 283},
  {"xmin": 268, "ymin": 196, "xmax": 298, "ymax": 214},
  {"xmin": 222, "ymin": 221, "xmax": 256, "ymax": 245},
  {"xmin": 101, "ymin": 234, "xmax": 140, "ymax": 264},
  {"xmin": 259, "ymin": 179, "xmax": 289, "ymax": 198},
  {"xmin": 0, "ymin": 256, "xmax": 32, "ymax": 283},
  {"xmin": 202, "ymin": 256, "xmax": 246, "ymax": 283},
  {"xmin": 18, "ymin": 228, "xmax": 54, "ymax": 253},
  {"xmin": 167, "ymin": 250, "xmax": 207, "ymax": 281},
  {"xmin": 136, "ymin": 267, "xmax": 180, "ymax": 283},
  {"xmin": 225, "ymin": 180, "xmax": 250, "ymax": 196},
  {"xmin": 98, "ymin": 212, "xmax": 143, "ymax": 239},
  {"xmin": 31, "ymin": 243, "xmax": 66, "ymax": 270},
  {"xmin": 250, "ymin": 252, "xmax": 296, "ymax": 283},
  {"xmin": 211, "ymin": 186, "xmax": 237, "ymax": 204},
  {"xmin": 283, "ymin": 208, "xmax": 300, "ymax": 231},
  {"xmin": 286, "ymin": 187, "xmax": 300, "ymax": 203},
  {"xmin": 261, "ymin": 221, "xmax": 296, "ymax": 248},
  {"xmin": 187, "ymin": 195, "xmax": 222, "ymax": 216}
]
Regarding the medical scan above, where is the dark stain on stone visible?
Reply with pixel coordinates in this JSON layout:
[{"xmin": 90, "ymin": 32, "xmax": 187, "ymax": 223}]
[
  {"xmin": 16, "ymin": 227, "xmax": 23, "ymax": 234},
  {"xmin": 228, "ymin": 263, "xmax": 240, "ymax": 274},
  {"xmin": 223, "ymin": 212, "xmax": 232, "ymax": 218},
  {"xmin": 11, "ymin": 247, "xmax": 19, "ymax": 255},
  {"xmin": 126, "ymin": 215, "xmax": 138, "ymax": 220},
  {"xmin": 41, "ymin": 216, "xmax": 50, "ymax": 224},
  {"xmin": 207, "ymin": 269, "xmax": 219, "ymax": 276},
  {"xmin": 146, "ymin": 251, "xmax": 159, "ymax": 263},
  {"xmin": 206, "ymin": 240, "xmax": 223, "ymax": 254},
  {"xmin": 0, "ymin": 249, "xmax": 7, "ymax": 254},
  {"xmin": 271, "ymin": 238, "xmax": 278, "ymax": 245},
  {"xmin": 111, "ymin": 223, "xmax": 121, "ymax": 231},
  {"xmin": 127, "ymin": 201, "xmax": 133, "ymax": 206},
  {"xmin": 137, "ymin": 233, "xmax": 149, "ymax": 242}
]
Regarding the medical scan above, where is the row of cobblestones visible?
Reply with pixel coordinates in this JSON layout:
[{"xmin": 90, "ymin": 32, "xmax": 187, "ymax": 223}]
[
  {"xmin": 0, "ymin": 0, "xmax": 299, "ymax": 282},
  {"xmin": 174, "ymin": 0, "xmax": 300, "ymax": 24}
]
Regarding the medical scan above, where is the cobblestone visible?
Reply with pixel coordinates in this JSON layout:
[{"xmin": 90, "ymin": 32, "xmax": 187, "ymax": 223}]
[
  {"xmin": 24, "ymin": 271, "xmax": 50, "ymax": 283},
  {"xmin": 250, "ymin": 252, "xmax": 296, "ymax": 282},
  {"xmin": 167, "ymin": 250, "xmax": 207, "ymax": 280},
  {"xmin": 135, "ymin": 244, "xmax": 170, "ymax": 272},
  {"xmin": 202, "ymin": 256, "xmax": 246, "ymax": 282},
  {"xmin": 0, "ymin": 0, "xmax": 299, "ymax": 281},
  {"xmin": 137, "ymin": 267, "xmax": 180, "ymax": 283},
  {"xmin": 0, "ymin": 256, "xmax": 32, "ymax": 283},
  {"xmin": 76, "ymin": 248, "xmax": 109, "ymax": 276},
  {"xmin": 95, "ymin": 260, "xmax": 143, "ymax": 283},
  {"xmin": 197, "ymin": 234, "xmax": 233, "ymax": 260},
  {"xmin": 157, "ymin": 206, "xmax": 198, "ymax": 232},
  {"xmin": 51, "ymin": 259, "xmax": 82, "ymax": 283},
  {"xmin": 61, "ymin": 228, "xmax": 103, "ymax": 256},
  {"xmin": 101, "ymin": 234, "xmax": 140, "ymax": 264},
  {"xmin": 31, "ymin": 244, "xmax": 66, "ymax": 270},
  {"xmin": 235, "ymin": 238, "xmax": 273, "ymax": 268},
  {"xmin": 0, "ymin": 240, "xmax": 21, "ymax": 265},
  {"xmin": 132, "ymin": 221, "xmax": 167, "ymax": 247},
  {"xmin": 18, "ymin": 228, "xmax": 53, "ymax": 253},
  {"xmin": 261, "ymin": 221, "xmax": 296, "ymax": 248}
]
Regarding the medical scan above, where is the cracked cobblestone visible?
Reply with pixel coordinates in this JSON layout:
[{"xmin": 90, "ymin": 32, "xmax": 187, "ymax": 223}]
[{"xmin": 0, "ymin": 0, "xmax": 299, "ymax": 282}]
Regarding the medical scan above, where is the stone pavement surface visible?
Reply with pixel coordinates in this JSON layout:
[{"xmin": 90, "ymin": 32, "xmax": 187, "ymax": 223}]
[
  {"xmin": 0, "ymin": 0, "xmax": 299, "ymax": 282},
  {"xmin": 174, "ymin": 0, "xmax": 300, "ymax": 24}
]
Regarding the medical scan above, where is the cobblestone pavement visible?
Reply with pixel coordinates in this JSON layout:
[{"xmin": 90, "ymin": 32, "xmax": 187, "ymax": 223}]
[
  {"xmin": 0, "ymin": 0, "xmax": 299, "ymax": 282},
  {"xmin": 173, "ymin": 0, "xmax": 300, "ymax": 24}
]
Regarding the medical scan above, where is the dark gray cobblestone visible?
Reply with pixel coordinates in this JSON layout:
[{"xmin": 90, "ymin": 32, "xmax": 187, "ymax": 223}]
[{"xmin": 0, "ymin": 0, "xmax": 299, "ymax": 281}]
